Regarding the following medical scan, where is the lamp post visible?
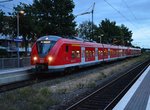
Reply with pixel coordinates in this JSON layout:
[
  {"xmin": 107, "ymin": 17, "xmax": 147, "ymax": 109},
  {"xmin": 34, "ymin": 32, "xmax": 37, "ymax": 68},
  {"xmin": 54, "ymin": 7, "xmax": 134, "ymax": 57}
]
[
  {"xmin": 91, "ymin": 2, "xmax": 95, "ymax": 38},
  {"xmin": 17, "ymin": 10, "xmax": 24, "ymax": 67},
  {"xmin": 99, "ymin": 34, "xmax": 103, "ymax": 43}
]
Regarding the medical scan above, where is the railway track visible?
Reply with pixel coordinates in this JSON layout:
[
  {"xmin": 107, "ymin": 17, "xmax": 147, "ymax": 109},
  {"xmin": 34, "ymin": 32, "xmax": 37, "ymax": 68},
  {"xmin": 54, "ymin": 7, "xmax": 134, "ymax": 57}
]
[
  {"xmin": 66, "ymin": 59, "xmax": 150, "ymax": 110},
  {"xmin": 0, "ymin": 58, "xmax": 131, "ymax": 93},
  {"xmin": 0, "ymin": 71, "xmax": 63, "ymax": 93}
]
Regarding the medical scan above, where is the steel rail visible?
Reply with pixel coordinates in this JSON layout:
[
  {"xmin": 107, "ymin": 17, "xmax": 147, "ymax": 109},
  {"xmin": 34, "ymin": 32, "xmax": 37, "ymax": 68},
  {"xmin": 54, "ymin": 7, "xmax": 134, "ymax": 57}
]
[{"xmin": 66, "ymin": 59, "xmax": 150, "ymax": 110}]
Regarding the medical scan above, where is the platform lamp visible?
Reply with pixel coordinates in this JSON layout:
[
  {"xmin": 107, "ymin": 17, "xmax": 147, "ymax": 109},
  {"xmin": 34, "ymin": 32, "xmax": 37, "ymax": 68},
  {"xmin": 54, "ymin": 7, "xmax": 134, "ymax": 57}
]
[
  {"xmin": 99, "ymin": 34, "xmax": 104, "ymax": 43},
  {"xmin": 17, "ymin": 10, "xmax": 25, "ymax": 67}
]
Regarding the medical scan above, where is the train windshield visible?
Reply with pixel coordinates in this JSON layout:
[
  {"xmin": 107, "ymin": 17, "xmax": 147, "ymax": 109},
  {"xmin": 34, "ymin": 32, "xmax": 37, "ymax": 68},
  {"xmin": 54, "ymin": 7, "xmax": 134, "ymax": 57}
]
[{"xmin": 36, "ymin": 40, "xmax": 56, "ymax": 57}]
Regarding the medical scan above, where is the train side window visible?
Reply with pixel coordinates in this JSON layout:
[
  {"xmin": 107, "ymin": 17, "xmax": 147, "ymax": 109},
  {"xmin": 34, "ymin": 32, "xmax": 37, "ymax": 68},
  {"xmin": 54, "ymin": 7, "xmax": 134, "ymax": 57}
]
[
  {"xmin": 66, "ymin": 45, "xmax": 69, "ymax": 52},
  {"xmin": 86, "ymin": 50, "xmax": 89, "ymax": 57},
  {"xmin": 100, "ymin": 50, "xmax": 103, "ymax": 55},
  {"xmin": 89, "ymin": 51, "xmax": 92, "ymax": 57},
  {"xmin": 98, "ymin": 50, "xmax": 100, "ymax": 56},
  {"xmin": 110, "ymin": 49, "xmax": 112, "ymax": 55},
  {"xmin": 76, "ymin": 51, "xmax": 80, "ymax": 58},
  {"xmin": 72, "ymin": 51, "xmax": 76, "ymax": 58},
  {"xmin": 93, "ymin": 51, "xmax": 95, "ymax": 56},
  {"xmin": 104, "ymin": 50, "xmax": 108, "ymax": 56}
]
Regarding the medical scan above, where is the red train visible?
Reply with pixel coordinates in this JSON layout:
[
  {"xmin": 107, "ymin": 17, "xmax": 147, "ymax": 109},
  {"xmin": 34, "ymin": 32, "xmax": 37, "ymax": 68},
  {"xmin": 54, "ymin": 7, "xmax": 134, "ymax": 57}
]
[{"xmin": 31, "ymin": 35, "xmax": 141, "ymax": 72}]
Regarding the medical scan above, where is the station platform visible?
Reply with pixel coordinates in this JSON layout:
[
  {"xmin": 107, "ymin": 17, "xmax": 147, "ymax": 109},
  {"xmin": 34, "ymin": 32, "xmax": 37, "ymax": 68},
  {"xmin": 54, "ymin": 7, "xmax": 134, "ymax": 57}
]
[
  {"xmin": 0, "ymin": 66, "xmax": 32, "ymax": 74},
  {"xmin": 0, "ymin": 66, "xmax": 33, "ymax": 85},
  {"xmin": 113, "ymin": 65, "xmax": 150, "ymax": 110}
]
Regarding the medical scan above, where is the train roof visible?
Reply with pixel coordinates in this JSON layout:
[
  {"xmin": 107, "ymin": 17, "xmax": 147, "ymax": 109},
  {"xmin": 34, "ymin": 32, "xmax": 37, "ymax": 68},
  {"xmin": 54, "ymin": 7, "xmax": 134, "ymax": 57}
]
[
  {"xmin": 37, "ymin": 35, "xmax": 61, "ymax": 42},
  {"xmin": 60, "ymin": 38, "xmax": 104, "ymax": 47},
  {"xmin": 118, "ymin": 46, "xmax": 128, "ymax": 49},
  {"xmin": 129, "ymin": 47, "xmax": 141, "ymax": 50},
  {"xmin": 36, "ymin": 35, "xmax": 141, "ymax": 50}
]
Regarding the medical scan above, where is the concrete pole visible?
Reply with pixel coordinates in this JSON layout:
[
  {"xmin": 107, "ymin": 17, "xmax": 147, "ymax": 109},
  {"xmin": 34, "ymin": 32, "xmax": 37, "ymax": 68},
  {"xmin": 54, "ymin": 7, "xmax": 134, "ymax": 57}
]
[{"xmin": 17, "ymin": 13, "xmax": 20, "ymax": 67}]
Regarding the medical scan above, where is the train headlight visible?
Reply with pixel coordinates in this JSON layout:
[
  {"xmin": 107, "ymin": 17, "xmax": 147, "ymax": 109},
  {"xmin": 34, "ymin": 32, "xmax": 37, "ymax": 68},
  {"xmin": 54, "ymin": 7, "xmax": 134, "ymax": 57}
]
[
  {"xmin": 48, "ymin": 56, "xmax": 53, "ymax": 62},
  {"xmin": 33, "ymin": 56, "xmax": 37, "ymax": 61}
]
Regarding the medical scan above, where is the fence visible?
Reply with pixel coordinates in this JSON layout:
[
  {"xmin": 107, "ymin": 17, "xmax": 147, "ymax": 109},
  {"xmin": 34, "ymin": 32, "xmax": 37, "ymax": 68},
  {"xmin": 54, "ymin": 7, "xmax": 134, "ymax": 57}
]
[{"xmin": 0, "ymin": 57, "xmax": 30, "ymax": 70}]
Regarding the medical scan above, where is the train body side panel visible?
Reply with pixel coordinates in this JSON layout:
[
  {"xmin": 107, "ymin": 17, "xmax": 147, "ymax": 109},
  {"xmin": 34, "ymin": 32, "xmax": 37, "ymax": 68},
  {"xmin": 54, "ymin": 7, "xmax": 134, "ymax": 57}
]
[{"xmin": 30, "ymin": 36, "xmax": 141, "ymax": 72}]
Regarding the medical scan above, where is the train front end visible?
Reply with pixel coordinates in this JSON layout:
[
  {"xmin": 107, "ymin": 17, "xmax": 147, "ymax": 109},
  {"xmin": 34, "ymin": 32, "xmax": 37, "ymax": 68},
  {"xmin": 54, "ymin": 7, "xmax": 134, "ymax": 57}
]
[{"xmin": 31, "ymin": 35, "xmax": 61, "ymax": 72}]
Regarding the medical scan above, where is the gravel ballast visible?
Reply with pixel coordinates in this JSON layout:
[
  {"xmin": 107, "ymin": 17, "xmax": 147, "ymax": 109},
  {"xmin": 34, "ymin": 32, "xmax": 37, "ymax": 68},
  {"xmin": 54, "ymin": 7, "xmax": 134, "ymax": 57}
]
[{"xmin": 0, "ymin": 54, "xmax": 149, "ymax": 110}]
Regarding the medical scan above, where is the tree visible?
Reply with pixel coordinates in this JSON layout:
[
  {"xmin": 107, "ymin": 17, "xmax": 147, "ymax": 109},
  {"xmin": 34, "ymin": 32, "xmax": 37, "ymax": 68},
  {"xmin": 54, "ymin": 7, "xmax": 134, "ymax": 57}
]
[
  {"xmin": 78, "ymin": 21, "xmax": 98, "ymax": 41},
  {"xmin": 120, "ymin": 24, "xmax": 133, "ymax": 46},
  {"xmin": 98, "ymin": 19, "xmax": 133, "ymax": 46},
  {"xmin": 99, "ymin": 19, "xmax": 121, "ymax": 44},
  {"xmin": 8, "ymin": 0, "xmax": 76, "ymax": 38},
  {"xmin": 3, "ymin": 3, "xmax": 35, "ymax": 55},
  {"xmin": 32, "ymin": 0, "xmax": 76, "ymax": 37},
  {"xmin": 0, "ymin": 10, "xmax": 5, "ymax": 33},
  {"xmin": 4, "ymin": 0, "xmax": 76, "ymax": 55}
]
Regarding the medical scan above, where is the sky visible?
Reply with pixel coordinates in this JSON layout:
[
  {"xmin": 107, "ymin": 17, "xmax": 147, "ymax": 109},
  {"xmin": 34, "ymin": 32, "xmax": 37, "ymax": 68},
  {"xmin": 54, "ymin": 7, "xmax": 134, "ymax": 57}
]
[{"xmin": 0, "ymin": 0, "xmax": 150, "ymax": 48}]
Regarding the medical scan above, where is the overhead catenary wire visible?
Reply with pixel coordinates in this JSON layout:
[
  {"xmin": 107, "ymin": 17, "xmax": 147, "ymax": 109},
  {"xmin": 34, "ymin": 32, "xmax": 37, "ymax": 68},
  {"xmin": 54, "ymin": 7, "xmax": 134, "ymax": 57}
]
[
  {"xmin": 0, "ymin": 4, "xmax": 13, "ymax": 11},
  {"xmin": 0, "ymin": 0, "xmax": 32, "ymax": 13},
  {"xmin": 122, "ymin": 0, "xmax": 137, "ymax": 20},
  {"xmin": 103, "ymin": 0, "xmax": 137, "ymax": 28},
  {"xmin": 75, "ymin": 2, "xmax": 94, "ymax": 18},
  {"xmin": 0, "ymin": 0, "xmax": 15, "ymax": 12},
  {"xmin": 83, "ymin": 3, "xmax": 93, "ymax": 13},
  {"xmin": 0, "ymin": 0, "xmax": 13, "ymax": 3}
]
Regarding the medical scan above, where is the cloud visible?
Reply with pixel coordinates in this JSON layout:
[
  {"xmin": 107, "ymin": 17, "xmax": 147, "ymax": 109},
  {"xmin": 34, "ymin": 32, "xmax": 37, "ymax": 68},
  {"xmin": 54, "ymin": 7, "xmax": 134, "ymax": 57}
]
[
  {"xmin": 0, "ymin": 0, "xmax": 32, "ymax": 13},
  {"xmin": 132, "ymin": 26, "xmax": 150, "ymax": 48},
  {"xmin": 0, "ymin": 0, "xmax": 149, "ymax": 48},
  {"xmin": 74, "ymin": 0, "xmax": 150, "ymax": 48}
]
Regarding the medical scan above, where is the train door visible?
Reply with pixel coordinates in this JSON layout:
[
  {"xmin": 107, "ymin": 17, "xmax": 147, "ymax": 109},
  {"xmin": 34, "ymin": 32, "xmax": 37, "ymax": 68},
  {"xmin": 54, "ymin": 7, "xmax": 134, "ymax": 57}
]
[
  {"xmin": 95, "ymin": 48, "xmax": 98, "ymax": 61},
  {"xmin": 81, "ymin": 47, "xmax": 85, "ymax": 63},
  {"xmin": 108, "ymin": 48, "xmax": 110, "ymax": 60}
]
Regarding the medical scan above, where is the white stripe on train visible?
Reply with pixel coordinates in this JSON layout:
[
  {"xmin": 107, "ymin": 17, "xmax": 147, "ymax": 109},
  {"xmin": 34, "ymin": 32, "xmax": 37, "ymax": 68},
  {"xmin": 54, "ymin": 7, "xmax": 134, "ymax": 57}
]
[{"xmin": 47, "ymin": 56, "xmax": 134, "ymax": 69}]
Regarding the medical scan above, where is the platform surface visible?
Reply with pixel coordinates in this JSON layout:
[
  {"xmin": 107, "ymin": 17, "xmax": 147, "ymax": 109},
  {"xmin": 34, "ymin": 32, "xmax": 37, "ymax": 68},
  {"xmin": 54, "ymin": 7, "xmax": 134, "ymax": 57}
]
[
  {"xmin": 113, "ymin": 65, "xmax": 150, "ymax": 110},
  {"xmin": 0, "ymin": 66, "xmax": 32, "ymax": 74}
]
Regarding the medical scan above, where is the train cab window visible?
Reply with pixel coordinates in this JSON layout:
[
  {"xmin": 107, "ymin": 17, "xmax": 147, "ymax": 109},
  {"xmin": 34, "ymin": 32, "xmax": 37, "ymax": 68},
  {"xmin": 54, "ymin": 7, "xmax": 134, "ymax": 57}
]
[
  {"xmin": 36, "ymin": 40, "xmax": 56, "ymax": 57},
  {"xmin": 66, "ymin": 45, "xmax": 69, "ymax": 52}
]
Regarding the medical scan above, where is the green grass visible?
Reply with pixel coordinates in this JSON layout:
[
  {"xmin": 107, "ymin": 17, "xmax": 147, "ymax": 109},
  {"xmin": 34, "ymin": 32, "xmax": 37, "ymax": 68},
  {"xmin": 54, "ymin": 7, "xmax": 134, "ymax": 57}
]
[
  {"xmin": 0, "ymin": 87, "xmax": 59, "ymax": 110},
  {"xmin": 85, "ymin": 82, "xmax": 96, "ymax": 88},
  {"xmin": 39, "ymin": 87, "xmax": 52, "ymax": 97},
  {"xmin": 76, "ymin": 83, "xmax": 85, "ymax": 89},
  {"xmin": 0, "ymin": 53, "xmax": 149, "ymax": 110},
  {"xmin": 96, "ymin": 73, "xmax": 104, "ymax": 80},
  {"xmin": 101, "ymin": 72, "xmax": 107, "ymax": 78},
  {"xmin": 56, "ymin": 88, "xmax": 68, "ymax": 94}
]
